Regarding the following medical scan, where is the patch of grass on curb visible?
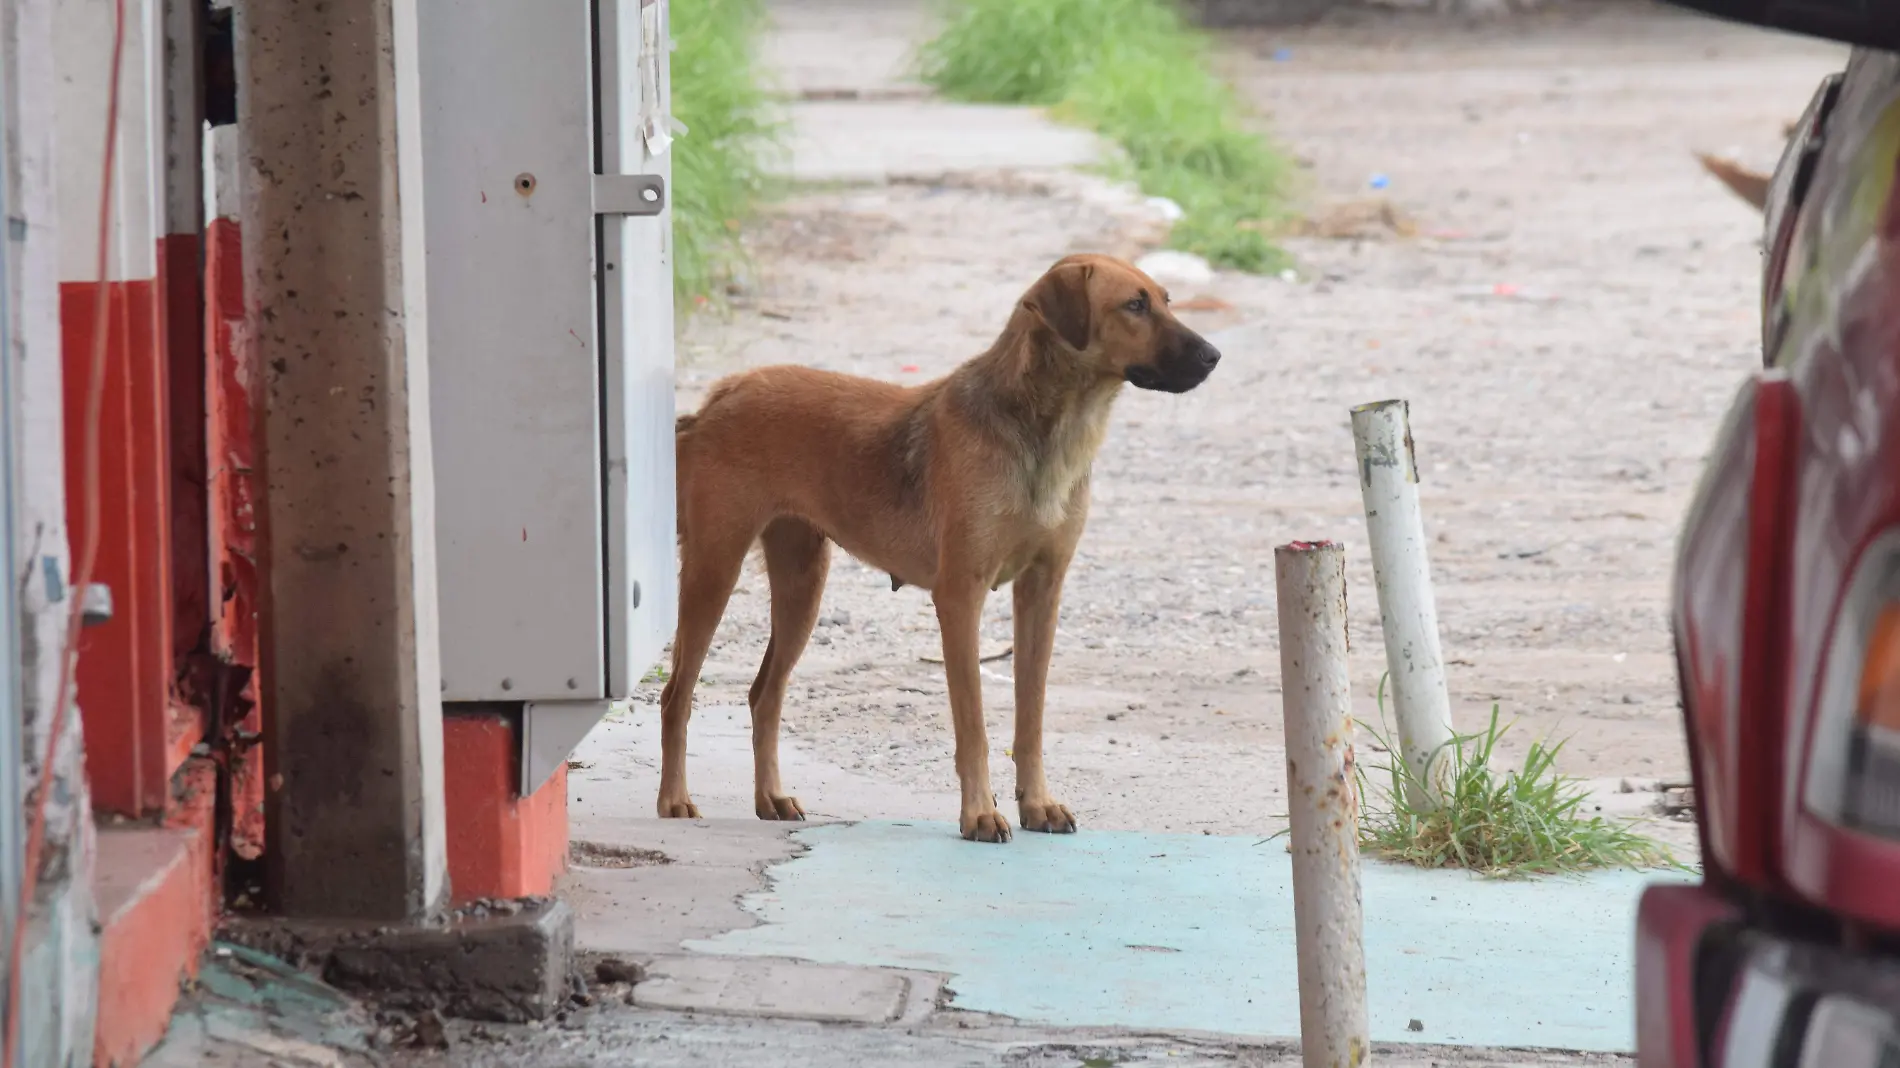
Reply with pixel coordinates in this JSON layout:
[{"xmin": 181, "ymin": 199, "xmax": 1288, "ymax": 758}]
[
  {"xmin": 1356, "ymin": 677, "xmax": 1685, "ymax": 878},
  {"xmin": 671, "ymin": 0, "xmax": 779, "ymax": 311},
  {"xmin": 917, "ymin": 0, "xmax": 1291, "ymax": 272}
]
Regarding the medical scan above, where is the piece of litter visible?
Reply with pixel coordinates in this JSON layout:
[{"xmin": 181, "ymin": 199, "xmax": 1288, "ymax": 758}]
[
  {"xmin": 1367, "ymin": 172, "xmax": 1390, "ymax": 190},
  {"xmin": 1135, "ymin": 249, "xmax": 1214, "ymax": 287},
  {"xmin": 1277, "ymin": 268, "xmax": 1298, "ymax": 284},
  {"xmin": 900, "ymin": 364, "xmax": 920, "ymax": 373},
  {"xmin": 1271, "ymin": 47, "xmax": 1294, "ymax": 62},
  {"xmin": 1145, "ymin": 195, "xmax": 1185, "ymax": 222}
]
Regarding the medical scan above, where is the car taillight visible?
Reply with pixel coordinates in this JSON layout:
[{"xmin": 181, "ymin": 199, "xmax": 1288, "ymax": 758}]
[
  {"xmin": 1804, "ymin": 532, "xmax": 1900, "ymax": 837},
  {"xmin": 1843, "ymin": 601, "xmax": 1900, "ymax": 835}
]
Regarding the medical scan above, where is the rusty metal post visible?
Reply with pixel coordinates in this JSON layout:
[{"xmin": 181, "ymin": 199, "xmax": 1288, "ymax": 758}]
[
  {"xmin": 1351, "ymin": 398, "xmax": 1455, "ymax": 811},
  {"xmin": 1275, "ymin": 540, "xmax": 1368, "ymax": 1068}
]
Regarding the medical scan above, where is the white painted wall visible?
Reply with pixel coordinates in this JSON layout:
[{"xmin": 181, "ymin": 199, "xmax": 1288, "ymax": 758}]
[
  {"xmin": 9, "ymin": 0, "xmax": 102, "ymax": 1059},
  {"xmin": 54, "ymin": 0, "xmax": 161, "ymax": 283}
]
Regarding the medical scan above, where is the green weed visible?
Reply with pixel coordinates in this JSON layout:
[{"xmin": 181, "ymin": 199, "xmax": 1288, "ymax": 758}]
[
  {"xmin": 670, "ymin": 0, "xmax": 780, "ymax": 311},
  {"xmin": 1356, "ymin": 676, "xmax": 1686, "ymax": 878},
  {"xmin": 917, "ymin": 0, "xmax": 1291, "ymax": 271}
]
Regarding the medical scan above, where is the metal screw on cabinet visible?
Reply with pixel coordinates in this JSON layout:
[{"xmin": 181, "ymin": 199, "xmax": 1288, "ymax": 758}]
[
  {"xmin": 514, "ymin": 172, "xmax": 536, "ymax": 197},
  {"xmin": 500, "ymin": 677, "xmax": 513, "ymax": 692},
  {"xmin": 566, "ymin": 677, "xmax": 579, "ymax": 691},
  {"xmin": 630, "ymin": 581, "xmax": 641, "ymax": 609}
]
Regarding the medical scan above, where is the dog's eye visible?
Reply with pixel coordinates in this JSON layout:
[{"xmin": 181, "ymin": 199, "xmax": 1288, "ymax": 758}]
[{"xmin": 1123, "ymin": 296, "xmax": 1147, "ymax": 314}]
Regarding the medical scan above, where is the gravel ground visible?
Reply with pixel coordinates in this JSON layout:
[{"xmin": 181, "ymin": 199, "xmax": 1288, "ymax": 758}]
[{"xmin": 645, "ymin": 0, "xmax": 1846, "ymax": 857}]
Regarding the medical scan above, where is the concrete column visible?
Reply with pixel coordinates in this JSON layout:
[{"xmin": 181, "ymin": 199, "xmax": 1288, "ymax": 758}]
[{"xmin": 236, "ymin": 0, "xmax": 448, "ymax": 921}]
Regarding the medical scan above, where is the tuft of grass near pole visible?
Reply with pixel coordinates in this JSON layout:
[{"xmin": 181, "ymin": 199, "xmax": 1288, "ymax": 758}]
[
  {"xmin": 916, "ymin": 0, "xmax": 1293, "ymax": 272},
  {"xmin": 670, "ymin": 0, "xmax": 780, "ymax": 312},
  {"xmin": 1356, "ymin": 675, "xmax": 1688, "ymax": 878}
]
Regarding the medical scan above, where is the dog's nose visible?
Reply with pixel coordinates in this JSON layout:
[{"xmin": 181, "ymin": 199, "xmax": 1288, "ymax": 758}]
[{"xmin": 1195, "ymin": 343, "xmax": 1221, "ymax": 371}]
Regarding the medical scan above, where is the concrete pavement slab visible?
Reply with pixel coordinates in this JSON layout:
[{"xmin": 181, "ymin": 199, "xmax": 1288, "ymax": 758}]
[
  {"xmin": 774, "ymin": 101, "xmax": 1110, "ymax": 184},
  {"xmin": 688, "ymin": 820, "xmax": 1694, "ymax": 1052},
  {"xmin": 761, "ymin": 0, "xmax": 928, "ymax": 98},
  {"xmin": 567, "ymin": 707, "xmax": 962, "ymax": 826},
  {"xmin": 633, "ymin": 955, "xmax": 914, "ymax": 1024},
  {"xmin": 562, "ymin": 817, "xmax": 802, "ymax": 957}
]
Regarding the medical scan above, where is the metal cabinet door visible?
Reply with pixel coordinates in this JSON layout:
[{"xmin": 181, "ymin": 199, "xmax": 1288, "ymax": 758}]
[
  {"xmin": 421, "ymin": 0, "xmax": 607, "ymax": 701},
  {"xmin": 598, "ymin": 0, "xmax": 678, "ymax": 699}
]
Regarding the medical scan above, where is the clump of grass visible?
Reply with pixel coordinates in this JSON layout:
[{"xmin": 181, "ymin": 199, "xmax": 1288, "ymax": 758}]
[
  {"xmin": 917, "ymin": 0, "xmax": 1291, "ymax": 272},
  {"xmin": 670, "ymin": 0, "xmax": 779, "ymax": 310},
  {"xmin": 1356, "ymin": 677, "xmax": 1683, "ymax": 878}
]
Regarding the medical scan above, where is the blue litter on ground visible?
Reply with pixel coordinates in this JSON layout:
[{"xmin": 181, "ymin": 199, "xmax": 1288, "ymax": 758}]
[{"xmin": 688, "ymin": 821, "xmax": 1694, "ymax": 1052}]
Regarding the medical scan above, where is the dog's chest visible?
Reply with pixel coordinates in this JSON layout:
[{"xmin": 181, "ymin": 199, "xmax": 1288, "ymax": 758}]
[{"xmin": 1021, "ymin": 396, "xmax": 1113, "ymax": 528}]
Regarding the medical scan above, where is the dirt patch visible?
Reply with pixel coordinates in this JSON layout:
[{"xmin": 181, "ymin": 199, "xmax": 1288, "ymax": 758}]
[
  {"xmin": 747, "ymin": 208, "xmax": 903, "ymax": 264},
  {"xmin": 569, "ymin": 842, "xmax": 672, "ymax": 870}
]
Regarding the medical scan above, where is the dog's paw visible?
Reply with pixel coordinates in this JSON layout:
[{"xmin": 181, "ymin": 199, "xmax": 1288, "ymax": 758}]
[
  {"xmin": 960, "ymin": 808, "xmax": 1013, "ymax": 844},
  {"xmin": 1019, "ymin": 798, "xmax": 1077, "ymax": 834},
  {"xmin": 657, "ymin": 795, "xmax": 701, "ymax": 819},
  {"xmin": 756, "ymin": 795, "xmax": 806, "ymax": 822}
]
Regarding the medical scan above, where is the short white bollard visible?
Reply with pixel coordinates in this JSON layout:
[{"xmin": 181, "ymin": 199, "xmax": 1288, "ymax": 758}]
[
  {"xmin": 1275, "ymin": 540, "xmax": 1369, "ymax": 1068},
  {"xmin": 1351, "ymin": 398, "xmax": 1456, "ymax": 811}
]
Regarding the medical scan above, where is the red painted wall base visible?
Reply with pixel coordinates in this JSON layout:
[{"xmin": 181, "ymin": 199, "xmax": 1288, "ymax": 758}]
[
  {"xmin": 443, "ymin": 711, "xmax": 569, "ymax": 903},
  {"xmin": 91, "ymin": 759, "xmax": 217, "ymax": 1067}
]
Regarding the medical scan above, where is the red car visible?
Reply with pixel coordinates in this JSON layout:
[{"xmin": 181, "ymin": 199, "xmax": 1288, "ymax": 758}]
[{"xmin": 1643, "ymin": 4, "xmax": 1900, "ymax": 1065}]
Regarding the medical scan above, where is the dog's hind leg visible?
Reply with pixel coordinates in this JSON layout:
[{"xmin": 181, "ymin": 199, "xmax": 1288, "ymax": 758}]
[
  {"xmin": 748, "ymin": 517, "xmax": 831, "ymax": 821},
  {"xmin": 657, "ymin": 522, "xmax": 752, "ymax": 819}
]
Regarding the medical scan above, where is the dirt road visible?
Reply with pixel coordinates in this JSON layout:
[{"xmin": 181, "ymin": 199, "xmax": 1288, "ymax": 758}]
[{"xmin": 650, "ymin": 1, "xmax": 1845, "ymax": 853}]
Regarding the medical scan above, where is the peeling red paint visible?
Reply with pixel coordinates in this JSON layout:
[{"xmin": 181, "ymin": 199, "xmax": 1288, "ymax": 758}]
[{"xmin": 205, "ymin": 216, "xmax": 267, "ymax": 862}]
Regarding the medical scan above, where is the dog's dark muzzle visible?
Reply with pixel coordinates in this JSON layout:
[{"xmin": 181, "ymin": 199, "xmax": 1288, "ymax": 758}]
[{"xmin": 1124, "ymin": 334, "xmax": 1221, "ymax": 394}]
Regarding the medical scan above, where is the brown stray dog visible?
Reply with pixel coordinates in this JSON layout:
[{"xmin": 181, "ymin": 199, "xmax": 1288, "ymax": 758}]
[{"xmin": 660, "ymin": 254, "xmax": 1222, "ymax": 842}]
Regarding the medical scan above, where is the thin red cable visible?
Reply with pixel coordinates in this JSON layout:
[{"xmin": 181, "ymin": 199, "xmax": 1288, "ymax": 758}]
[{"xmin": 4, "ymin": 0, "xmax": 126, "ymax": 1061}]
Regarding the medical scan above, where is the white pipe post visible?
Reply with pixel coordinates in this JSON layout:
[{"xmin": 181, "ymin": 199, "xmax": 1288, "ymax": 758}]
[
  {"xmin": 1351, "ymin": 399, "xmax": 1455, "ymax": 811},
  {"xmin": 1275, "ymin": 541, "xmax": 1369, "ymax": 1068}
]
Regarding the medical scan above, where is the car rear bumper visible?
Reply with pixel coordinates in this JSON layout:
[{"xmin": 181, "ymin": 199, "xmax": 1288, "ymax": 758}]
[{"xmin": 1637, "ymin": 882, "xmax": 1743, "ymax": 1068}]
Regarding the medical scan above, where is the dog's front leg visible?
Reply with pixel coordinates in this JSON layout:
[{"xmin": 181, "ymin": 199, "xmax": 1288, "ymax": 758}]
[
  {"xmin": 1012, "ymin": 557, "xmax": 1077, "ymax": 833},
  {"xmin": 933, "ymin": 577, "xmax": 1011, "ymax": 843}
]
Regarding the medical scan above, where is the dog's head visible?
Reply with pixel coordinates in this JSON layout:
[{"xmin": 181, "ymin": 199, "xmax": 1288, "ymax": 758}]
[{"xmin": 1018, "ymin": 254, "xmax": 1222, "ymax": 394}]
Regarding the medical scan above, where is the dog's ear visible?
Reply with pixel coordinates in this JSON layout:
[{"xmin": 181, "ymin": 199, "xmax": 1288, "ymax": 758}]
[{"xmin": 1022, "ymin": 262, "xmax": 1093, "ymax": 352}]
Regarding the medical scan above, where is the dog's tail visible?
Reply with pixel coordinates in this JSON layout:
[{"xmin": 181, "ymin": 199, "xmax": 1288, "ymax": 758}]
[
  {"xmin": 1696, "ymin": 152, "xmax": 1772, "ymax": 213},
  {"xmin": 673, "ymin": 412, "xmax": 694, "ymax": 543},
  {"xmin": 672, "ymin": 386, "xmax": 725, "ymax": 541}
]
